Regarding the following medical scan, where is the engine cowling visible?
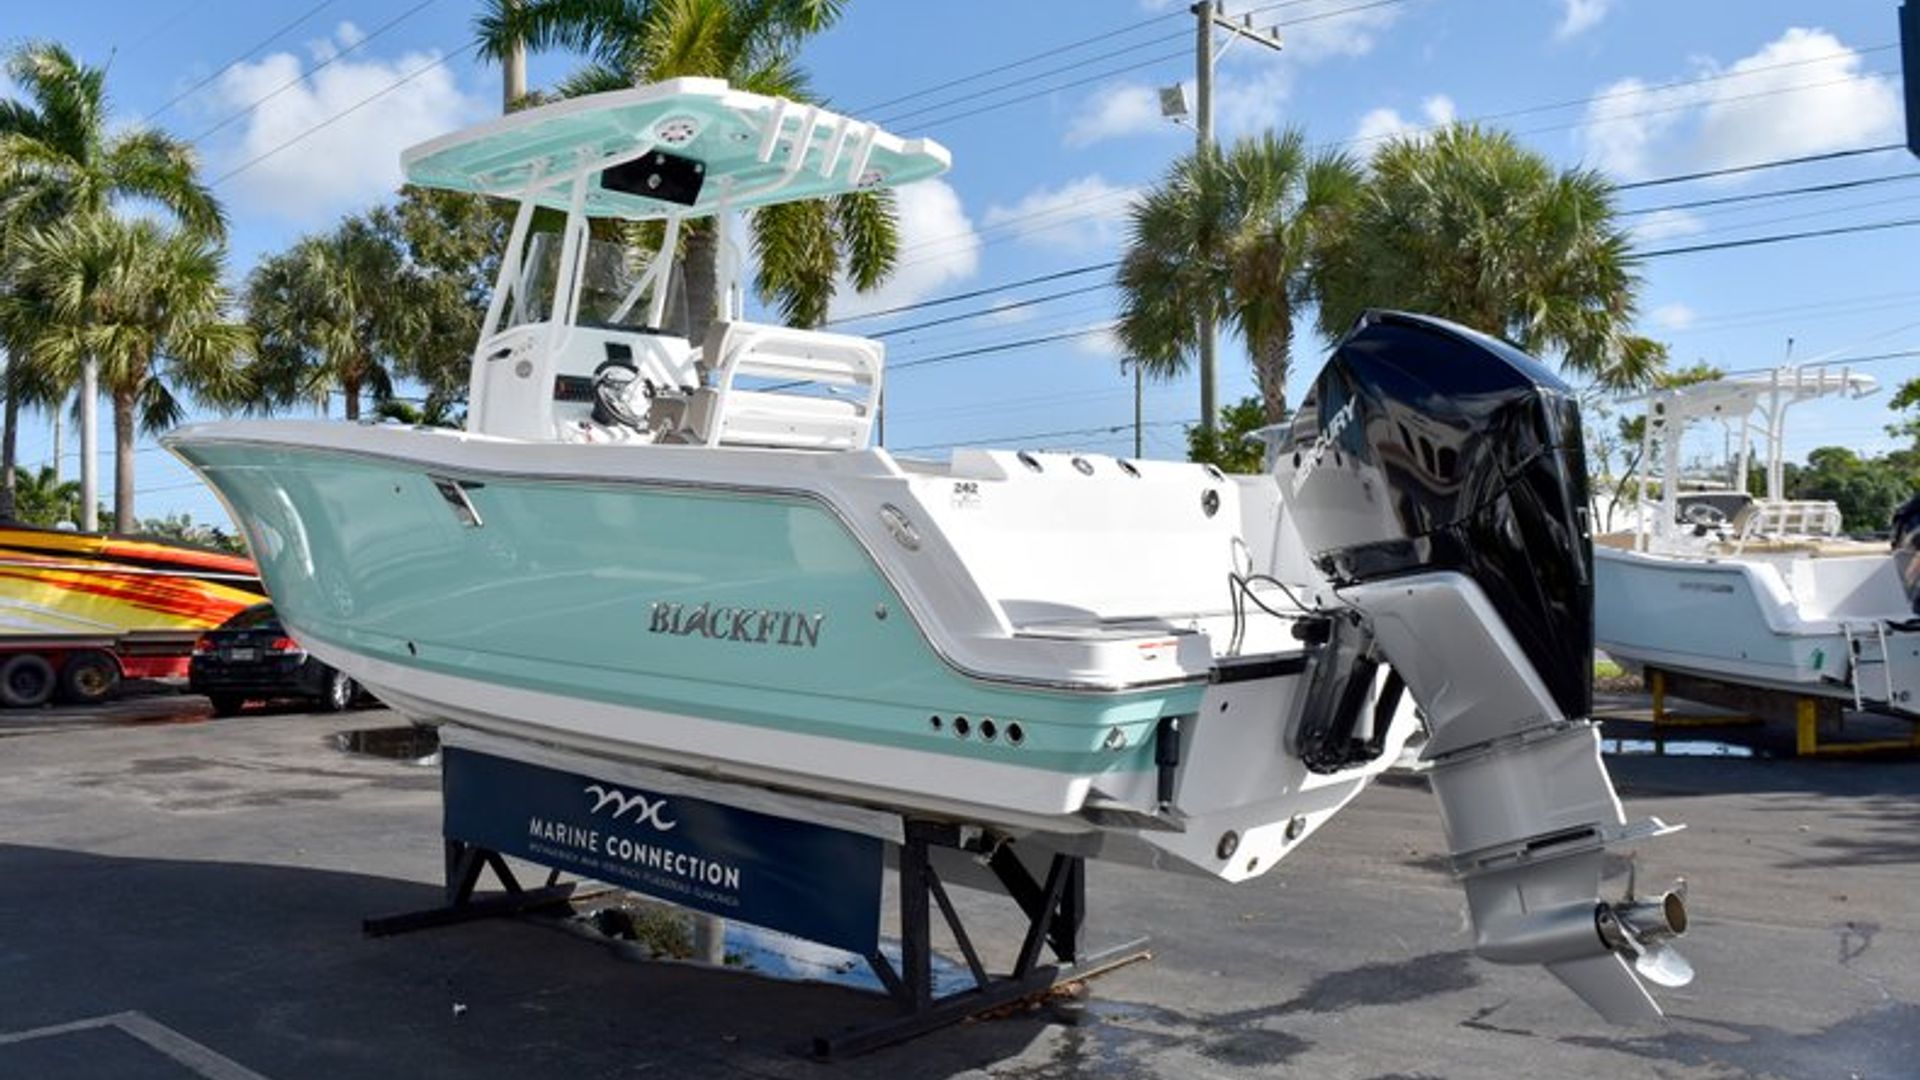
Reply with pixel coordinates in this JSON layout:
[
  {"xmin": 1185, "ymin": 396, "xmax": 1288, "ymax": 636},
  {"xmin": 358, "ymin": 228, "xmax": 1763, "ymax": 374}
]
[{"xmin": 1273, "ymin": 309, "xmax": 1593, "ymax": 722}]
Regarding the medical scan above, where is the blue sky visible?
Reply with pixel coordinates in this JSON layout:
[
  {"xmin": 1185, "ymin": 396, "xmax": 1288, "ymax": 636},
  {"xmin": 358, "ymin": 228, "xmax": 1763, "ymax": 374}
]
[{"xmin": 3, "ymin": 0, "xmax": 1916, "ymax": 530}]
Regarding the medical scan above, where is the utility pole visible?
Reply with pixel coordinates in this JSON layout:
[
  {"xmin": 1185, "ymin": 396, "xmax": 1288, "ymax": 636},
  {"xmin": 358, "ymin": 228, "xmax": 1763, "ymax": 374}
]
[
  {"xmin": 1133, "ymin": 362, "xmax": 1143, "ymax": 458},
  {"xmin": 1191, "ymin": 2, "xmax": 1284, "ymax": 436}
]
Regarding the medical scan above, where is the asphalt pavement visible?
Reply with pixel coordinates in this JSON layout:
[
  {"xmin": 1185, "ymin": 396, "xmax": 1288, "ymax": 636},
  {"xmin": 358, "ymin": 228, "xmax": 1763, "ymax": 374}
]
[{"xmin": 0, "ymin": 698, "xmax": 1915, "ymax": 1079}]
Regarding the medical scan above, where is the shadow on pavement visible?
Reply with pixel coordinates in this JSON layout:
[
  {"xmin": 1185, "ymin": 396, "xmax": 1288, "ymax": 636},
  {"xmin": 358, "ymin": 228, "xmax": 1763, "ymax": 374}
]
[{"xmin": 0, "ymin": 845, "xmax": 1067, "ymax": 1079}]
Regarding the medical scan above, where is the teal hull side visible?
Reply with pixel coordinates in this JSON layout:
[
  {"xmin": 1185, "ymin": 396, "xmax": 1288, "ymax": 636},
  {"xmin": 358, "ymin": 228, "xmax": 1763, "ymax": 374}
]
[{"xmin": 183, "ymin": 443, "xmax": 1201, "ymax": 776}]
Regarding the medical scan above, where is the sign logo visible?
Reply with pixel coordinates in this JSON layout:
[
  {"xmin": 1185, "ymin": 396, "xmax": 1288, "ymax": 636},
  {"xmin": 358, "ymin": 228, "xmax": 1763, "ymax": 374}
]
[
  {"xmin": 444, "ymin": 747, "xmax": 885, "ymax": 953},
  {"xmin": 584, "ymin": 783, "xmax": 678, "ymax": 831},
  {"xmin": 648, "ymin": 601, "xmax": 824, "ymax": 648}
]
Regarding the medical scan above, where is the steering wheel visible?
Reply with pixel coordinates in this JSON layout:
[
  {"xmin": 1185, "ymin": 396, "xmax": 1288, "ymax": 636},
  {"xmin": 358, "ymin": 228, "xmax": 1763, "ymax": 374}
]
[
  {"xmin": 591, "ymin": 358, "xmax": 647, "ymax": 430},
  {"xmin": 1682, "ymin": 503, "xmax": 1727, "ymax": 527}
]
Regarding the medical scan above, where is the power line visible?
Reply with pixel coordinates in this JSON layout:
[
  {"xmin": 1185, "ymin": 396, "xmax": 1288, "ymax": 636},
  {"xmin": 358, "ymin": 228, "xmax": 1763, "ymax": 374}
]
[
  {"xmin": 832, "ymin": 142, "xmax": 1919, "ymax": 337},
  {"xmin": 1333, "ymin": 43, "xmax": 1901, "ymax": 153},
  {"xmin": 1720, "ymin": 349, "xmax": 1920, "ymax": 377},
  {"xmin": 1621, "ymin": 172, "xmax": 1920, "ymax": 217},
  {"xmin": 892, "ymin": 48, "xmax": 1193, "ymax": 132},
  {"xmin": 209, "ymin": 43, "xmax": 474, "ymax": 187},
  {"xmin": 861, "ymin": 0, "xmax": 1354, "ymax": 122},
  {"xmin": 872, "ymin": 214, "xmax": 1920, "ymax": 371},
  {"xmin": 879, "ymin": 51, "xmax": 1905, "ymax": 271},
  {"xmin": 1652, "ymin": 188, "xmax": 1920, "ymax": 243},
  {"xmin": 830, "ymin": 263, "xmax": 1119, "ymax": 325},
  {"xmin": 186, "ymin": 0, "xmax": 443, "ymax": 146},
  {"xmin": 114, "ymin": 0, "xmax": 211, "ymax": 61},
  {"xmin": 894, "ymin": 418, "xmax": 1195, "ymax": 454},
  {"xmin": 891, "ymin": 323, "xmax": 1118, "ymax": 373},
  {"xmin": 1638, "ymin": 216, "xmax": 1920, "ymax": 258},
  {"xmin": 850, "ymin": 7, "xmax": 1187, "ymax": 114},
  {"xmin": 872, "ymin": 283, "xmax": 1115, "ymax": 339},
  {"xmin": 874, "ymin": 34, "xmax": 1190, "ymax": 127},
  {"xmin": 895, "ymin": 0, "xmax": 1416, "ymax": 132},
  {"xmin": 138, "ymin": 0, "xmax": 340, "ymax": 124},
  {"xmin": 1617, "ymin": 145, "xmax": 1906, "ymax": 190}
]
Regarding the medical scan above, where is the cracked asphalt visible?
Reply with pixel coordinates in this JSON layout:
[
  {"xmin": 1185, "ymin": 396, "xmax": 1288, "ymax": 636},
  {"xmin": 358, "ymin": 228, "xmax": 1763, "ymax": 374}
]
[{"xmin": 0, "ymin": 697, "xmax": 1915, "ymax": 1079}]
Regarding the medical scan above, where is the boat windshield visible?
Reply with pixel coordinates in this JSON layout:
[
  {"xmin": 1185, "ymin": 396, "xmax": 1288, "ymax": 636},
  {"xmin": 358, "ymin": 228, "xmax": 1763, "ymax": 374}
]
[{"xmin": 505, "ymin": 231, "xmax": 689, "ymax": 337}]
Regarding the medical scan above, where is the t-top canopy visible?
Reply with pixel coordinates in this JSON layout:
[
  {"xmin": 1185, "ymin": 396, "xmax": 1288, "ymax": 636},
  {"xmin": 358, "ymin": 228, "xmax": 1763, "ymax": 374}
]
[
  {"xmin": 1639, "ymin": 366, "xmax": 1878, "ymax": 421},
  {"xmin": 400, "ymin": 77, "xmax": 951, "ymax": 219}
]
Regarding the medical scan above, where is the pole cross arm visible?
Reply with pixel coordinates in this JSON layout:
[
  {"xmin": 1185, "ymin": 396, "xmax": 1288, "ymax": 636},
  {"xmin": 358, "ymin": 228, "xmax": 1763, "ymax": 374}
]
[{"xmin": 1210, "ymin": 9, "xmax": 1285, "ymax": 53}]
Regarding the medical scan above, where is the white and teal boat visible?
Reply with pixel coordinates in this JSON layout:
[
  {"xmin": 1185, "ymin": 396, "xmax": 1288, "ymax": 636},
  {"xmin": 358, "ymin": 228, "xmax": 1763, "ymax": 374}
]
[
  {"xmin": 168, "ymin": 79, "xmax": 1694, "ymax": 1022},
  {"xmin": 1594, "ymin": 366, "xmax": 1920, "ymax": 716}
]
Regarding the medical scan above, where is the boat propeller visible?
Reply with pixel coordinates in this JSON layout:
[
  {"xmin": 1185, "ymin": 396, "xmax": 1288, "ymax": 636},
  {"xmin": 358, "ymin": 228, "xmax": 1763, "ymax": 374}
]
[{"xmin": 1598, "ymin": 864, "xmax": 1694, "ymax": 989}]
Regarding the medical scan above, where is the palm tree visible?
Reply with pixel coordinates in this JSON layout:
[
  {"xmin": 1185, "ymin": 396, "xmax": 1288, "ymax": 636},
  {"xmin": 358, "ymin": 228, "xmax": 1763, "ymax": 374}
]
[
  {"xmin": 6, "ymin": 215, "xmax": 249, "ymax": 532},
  {"xmin": 11, "ymin": 463, "xmax": 81, "ymax": 527},
  {"xmin": 246, "ymin": 215, "xmax": 426, "ymax": 421},
  {"xmin": 1314, "ymin": 125, "xmax": 1663, "ymax": 388},
  {"xmin": 0, "ymin": 41, "xmax": 225, "ymax": 523},
  {"xmin": 1117, "ymin": 130, "xmax": 1362, "ymax": 425},
  {"xmin": 473, "ymin": 0, "xmax": 898, "ymax": 341}
]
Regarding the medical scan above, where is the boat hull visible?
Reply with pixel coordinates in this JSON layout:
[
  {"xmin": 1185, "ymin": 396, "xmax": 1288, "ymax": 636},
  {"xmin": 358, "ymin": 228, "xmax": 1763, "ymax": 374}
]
[
  {"xmin": 175, "ymin": 438, "xmax": 1199, "ymax": 811},
  {"xmin": 1594, "ymin": 545, "xmax": 1920, "ymax": 711},
  {"xmin": 168, "ymin": 427, "xmax": 1422, "ymax": 879},
  {"xmin": 0, "ymin": 526, "xmax": 263, "ymax": 636}
]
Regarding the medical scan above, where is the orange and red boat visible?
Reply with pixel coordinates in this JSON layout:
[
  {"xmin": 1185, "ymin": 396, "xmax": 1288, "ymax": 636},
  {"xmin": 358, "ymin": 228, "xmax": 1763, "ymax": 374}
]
[
  {"xmin": 0, "ymin": 525, "xmax": 263, "ymax": 635},
  {"xmin": 0, "ymin": 526, "xmax": 266, "ymax": 699}
]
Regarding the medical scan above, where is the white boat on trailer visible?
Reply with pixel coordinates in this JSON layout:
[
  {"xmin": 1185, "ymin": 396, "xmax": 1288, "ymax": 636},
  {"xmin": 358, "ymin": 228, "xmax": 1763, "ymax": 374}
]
[
  {"xmin": 168, "ymin": 78, "xmax": 1693, "ymax": 1023},
  {"xmin": 1595, "ymin": 365, "xmax": 1920, "ymax": 717}
]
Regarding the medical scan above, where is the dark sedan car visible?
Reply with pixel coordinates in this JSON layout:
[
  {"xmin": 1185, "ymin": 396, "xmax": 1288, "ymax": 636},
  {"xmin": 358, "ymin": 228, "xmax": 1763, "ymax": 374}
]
[{"xmin": 189, "ymin": 603, "xmax": 364, "ymax": 717}]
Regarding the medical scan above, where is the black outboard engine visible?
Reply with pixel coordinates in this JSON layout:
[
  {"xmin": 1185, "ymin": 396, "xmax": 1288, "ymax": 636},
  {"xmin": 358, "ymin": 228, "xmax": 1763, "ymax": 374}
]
[
  {"xmin": 1274, "ymin": 311, "xmax": 1690, "ymax": 1024},
  {"xmin": 1276, "ymin": 309, "xmax": 1593, "ymax": 726}
]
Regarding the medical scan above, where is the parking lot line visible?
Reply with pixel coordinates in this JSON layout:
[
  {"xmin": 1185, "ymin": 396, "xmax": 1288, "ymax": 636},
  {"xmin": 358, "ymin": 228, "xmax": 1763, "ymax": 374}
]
[{"xmin": 0, "ymin": 1011, "xmax": 272, "ymax": 1080}]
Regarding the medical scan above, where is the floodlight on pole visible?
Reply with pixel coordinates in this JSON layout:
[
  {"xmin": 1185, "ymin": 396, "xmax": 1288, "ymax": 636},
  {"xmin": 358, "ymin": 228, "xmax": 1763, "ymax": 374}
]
[{"xmin": 1159, "ymin": 84, "xmax": 1189, "ymax": 120}]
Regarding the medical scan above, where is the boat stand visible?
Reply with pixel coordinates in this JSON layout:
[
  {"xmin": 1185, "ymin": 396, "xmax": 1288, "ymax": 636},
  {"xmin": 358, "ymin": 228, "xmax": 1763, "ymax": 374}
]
[
  {"xmin": 1647, "ymin": 667, "xmax": 1920, "ymax": 757},
  {"xmin": 362, "ymin": 840, "xmax": 581, "ymax": 937},
  {"xmin": 361, "ymin": 812, "xmax": 1149, "ymax": 1059},
  {"xmin": 813, "ymin": 820, "xmax": 1150, "ymax": 1060}
]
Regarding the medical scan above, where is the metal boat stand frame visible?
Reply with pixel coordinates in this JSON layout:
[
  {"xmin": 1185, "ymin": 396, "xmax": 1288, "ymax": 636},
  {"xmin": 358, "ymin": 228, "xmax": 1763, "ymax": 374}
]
[
  {"xmin": 360, "ymin": 823, "xmax": 1149, "ymax": 1060},
  {"xmin": 813, "ymin": 819, "xmax": 1151, "ymax": 1060},
  {"xmin": 362, "ymin": 840, "xmax": 581, "ymax": 937},
  {"xmin": 1647, "ymin": 666, "xmax": 1920, "ymax": 757}
]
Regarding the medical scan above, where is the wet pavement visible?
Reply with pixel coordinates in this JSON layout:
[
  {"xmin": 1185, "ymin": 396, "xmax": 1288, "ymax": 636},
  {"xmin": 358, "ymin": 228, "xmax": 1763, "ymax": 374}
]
[{"xmin": 0, "ymin": 699, "xmax": 1916, "ymax": 1078}]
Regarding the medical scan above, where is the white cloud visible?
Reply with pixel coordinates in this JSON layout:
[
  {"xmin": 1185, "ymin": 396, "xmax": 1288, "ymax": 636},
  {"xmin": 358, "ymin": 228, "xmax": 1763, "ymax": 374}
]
[
  {"xmin": 830, "ymin": 179, "xmax": 980, "ymax": 320},
  {"xmin": 1629, "ymin": 208, "xmax": 1707, "ymax": 244},
  {"xmin": 1650, "ymin": 302, "xmax": 1696, "ymax": 331},
  {"xmin": 1351, "ymin": 94, "xmax": 1457, "ymax": 148},
  {"xmin": 206, "ymin": 26, "xmax": 488, "ymax": 223},
  {"xmin": 1578, "ymin": 28, "xmax": 1901, "ymax": 180},
  {"xmin": 1689, "ymin": 29, "xmax": 1901, "ymax": 176},
  {"xmin": 1578, "ymin": 75, "xmax": 1692, "ymax": 179},
  {"xmin": 1268, "ymin": 0, "xmax": 1404, "ymax": 61},
  {"xmin": 983, "ymin": 175, "xmax": 1138, "ymax": 252},
  {"xmin": 1072, "ymin": 325, "xmax": 1123, "ymax": 358},
  {"xmin": 1066, "ymin": 84, "xmax": 1174, "ymax": 148},
  {"xmin": 1555, "ymin": 0, "xmax": 1610, "ymax": 40}
]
